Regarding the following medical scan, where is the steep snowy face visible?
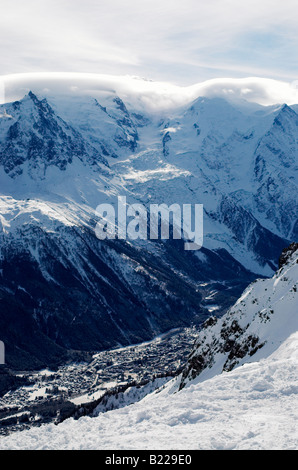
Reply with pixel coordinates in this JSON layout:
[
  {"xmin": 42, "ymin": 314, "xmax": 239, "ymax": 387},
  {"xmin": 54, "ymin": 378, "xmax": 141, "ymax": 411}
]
[
  {"xmin": 110, "ymin": 96, "xmax": 296, "ymax": 274},
  {"xmin": 46, "ymin": 93, "xmax": 140, "ymax": 159},
  {"xmin": 252, "ymin": 105, "xmax": 298, "ymax": 239},
  {"xmin": 179, "ymin": 246, "xmax": 298, "ymax": 389}
]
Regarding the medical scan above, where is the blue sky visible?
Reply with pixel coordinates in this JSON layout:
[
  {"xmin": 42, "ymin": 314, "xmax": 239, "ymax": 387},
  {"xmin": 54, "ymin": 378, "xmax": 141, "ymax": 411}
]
[{"xmin": 1, "ymin": 0, "xmax": 298, "ymax": 85}]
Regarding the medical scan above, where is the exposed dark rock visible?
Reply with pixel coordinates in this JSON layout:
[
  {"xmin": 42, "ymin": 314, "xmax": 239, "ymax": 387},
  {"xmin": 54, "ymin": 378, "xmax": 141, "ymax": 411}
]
[
  {"xmin": 0, "ymin": 92, "xmax": 108, "ymax": 178},
  {"xmin": 0, "ymin": 367, "xmax": 29, "ymax": 397},
  {"xmin": 278, "ymin": 242, "xmax": 298, "ymax": 269}
]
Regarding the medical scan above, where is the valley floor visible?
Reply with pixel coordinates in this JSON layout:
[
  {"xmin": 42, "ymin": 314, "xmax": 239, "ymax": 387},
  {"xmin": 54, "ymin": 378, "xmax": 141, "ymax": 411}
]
[{"xmin": 1, "ymin": 332, "xmax": 297, "ymax": 450}]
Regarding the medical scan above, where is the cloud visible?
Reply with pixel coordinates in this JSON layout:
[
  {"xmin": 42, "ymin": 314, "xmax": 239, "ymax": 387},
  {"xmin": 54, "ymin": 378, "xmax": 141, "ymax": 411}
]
[
  {"xmin": 1, "ymin": 73, "xmax": 298, "ymax": 111},
  {"xmin": 0, "ymin": 1, "xmax": 298, "ymax": 83}
]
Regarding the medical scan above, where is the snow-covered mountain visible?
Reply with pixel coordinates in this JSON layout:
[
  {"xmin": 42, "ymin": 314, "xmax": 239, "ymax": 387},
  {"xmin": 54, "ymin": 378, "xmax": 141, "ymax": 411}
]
[
  {"xmin": 0, "ymin": 85, "xmax": 296, "ymax": 369},
  {"xmin": 180, "ymin": 242, "xmax": 298, "ymax": 389},
  {"xmin": 0, "ymin": 246, "xmax": 297, "ymax": 450}
]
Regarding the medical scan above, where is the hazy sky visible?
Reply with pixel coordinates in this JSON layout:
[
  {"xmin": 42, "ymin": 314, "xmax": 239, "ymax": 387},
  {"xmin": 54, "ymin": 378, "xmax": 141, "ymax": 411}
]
[{"xmin": 1, "ymin": 0, "xmax": 298, "ymax": 85}]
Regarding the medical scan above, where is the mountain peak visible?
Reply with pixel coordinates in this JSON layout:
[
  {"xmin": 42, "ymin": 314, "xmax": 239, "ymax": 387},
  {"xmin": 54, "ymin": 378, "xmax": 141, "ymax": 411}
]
[
  {"xmin": 274, "ymin": 103, "xmax": 298, "ymax": 123},
  {"xmin": 28, "ymin": 90, "xmax": 37, "ymax": 100},
  {"xmin": 279, "ymin": 242, "xmax": 298, "ymax": 269},
  {"xmin": 0, "ymin": 93, "xmax": 108, "ymax": 178},
  {"xmin": 26, "ymin": 90, "xmax": 53, "ymax": 115},
  {"xmin": 27, "ymin": 90, "xmax": 43, "ymax": 105}
]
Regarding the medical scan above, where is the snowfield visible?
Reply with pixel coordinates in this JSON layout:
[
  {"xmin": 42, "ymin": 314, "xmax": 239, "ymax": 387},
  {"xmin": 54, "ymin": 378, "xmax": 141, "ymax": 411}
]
[{"xmin": 0, "ymin": 331, "xmax": 297, "ymax": 450}]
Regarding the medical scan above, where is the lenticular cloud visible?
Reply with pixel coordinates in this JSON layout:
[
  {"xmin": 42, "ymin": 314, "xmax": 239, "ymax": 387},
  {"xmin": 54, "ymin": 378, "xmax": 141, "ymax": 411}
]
[{"xmin": 1, "ymin": 73, "xmax": 298, "ymax": 110}]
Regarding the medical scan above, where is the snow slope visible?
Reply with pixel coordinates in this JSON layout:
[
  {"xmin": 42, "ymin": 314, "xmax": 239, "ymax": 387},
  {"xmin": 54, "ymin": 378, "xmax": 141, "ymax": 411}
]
[{"xmin": 0, "ymin": 250, "xmax": 297, "ymax": 450}]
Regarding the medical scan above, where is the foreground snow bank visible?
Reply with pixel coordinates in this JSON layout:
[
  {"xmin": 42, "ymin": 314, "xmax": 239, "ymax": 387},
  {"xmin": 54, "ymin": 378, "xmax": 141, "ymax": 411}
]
[{"xmin": 1, "ymin": 332, "xmax": 297, "ymax": 450}]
